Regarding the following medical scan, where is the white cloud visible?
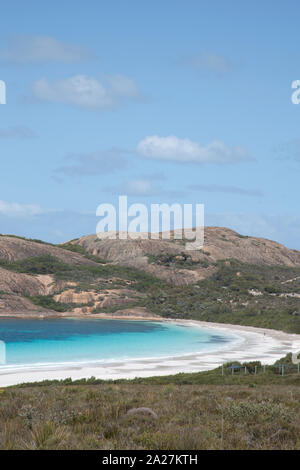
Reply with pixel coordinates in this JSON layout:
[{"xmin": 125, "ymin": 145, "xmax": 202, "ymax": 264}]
[
  {"xmin": 0, "ymin": 35, "xmax": 91, "ymax": 63},
  {"xmin": 137, "ymin": 135, "xmax": 253, "ymax": 164},
  {"xmin": 32, "ymin": 74, "xmax": 142, "ymax": 110},
  {"xmin": 0, "ymin": 200, "xmax": 42, "ymax": 217},
  {"xmin": 182, "ymin": 52, "xmax": 234, "ymax": 76}
]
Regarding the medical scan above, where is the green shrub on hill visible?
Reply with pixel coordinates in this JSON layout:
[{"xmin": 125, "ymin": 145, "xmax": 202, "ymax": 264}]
[
  {"xmin": 29, "ymin": 295, "xmax": 72, "ymax": 312},
  {"xmin": 0, "ymin": 255, "xmax": 70, "ymax": 275},
  {"xmin": 147, "ymin": 252, "xmax": 210, "ymax": 269}
]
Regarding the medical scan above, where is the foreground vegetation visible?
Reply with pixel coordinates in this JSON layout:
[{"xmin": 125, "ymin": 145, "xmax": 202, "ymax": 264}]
[{"xmin": 1, "ymin": 357, "xmax": 300, "ymax": 450}]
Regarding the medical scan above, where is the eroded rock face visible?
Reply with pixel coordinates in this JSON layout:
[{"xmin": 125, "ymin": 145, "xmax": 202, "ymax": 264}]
[
  {"xmin": 0, "ymin": 236, "xmax": 100, "ymax": 313},
  {"xmin": 54, "ymin": 289, "xmax": 97, "ymax": 304},
  {"xmin": 0, "ymin": 268, "xmax": 49, "ymax": 296},
  {"xmin": 54, "ymin": 287, "xmax": 138, "ymax": 314},
  {"xmin": 0, "ymin": 270, "xmax": 70, "ymax": 297},
  {"xmin": 0, "ymin": 293, "xmax": 47, "ymax": 313}
]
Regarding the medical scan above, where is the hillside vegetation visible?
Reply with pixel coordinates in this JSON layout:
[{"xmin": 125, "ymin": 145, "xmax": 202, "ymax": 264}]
[{"xmin": 0, "ymin": 229, "xmax": 299, "ymax": 332}]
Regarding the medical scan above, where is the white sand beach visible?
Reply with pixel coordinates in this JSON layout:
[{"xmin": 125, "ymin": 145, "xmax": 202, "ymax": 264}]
[{"xmin": 0, "ymin": 320, "xmax": 300, "ymax": 387}]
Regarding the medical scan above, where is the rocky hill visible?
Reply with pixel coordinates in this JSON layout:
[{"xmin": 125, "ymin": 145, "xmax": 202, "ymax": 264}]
[
  {"xmin": 0, "ymin": 235, "xmax": 96, "ymax": 265},
  {"xmin": 70, "ymin": 227, "xmax": 300, "ymax": 283},
  {"xmin": 0, "ymin": 229, "xmax": 299, "ymax": 332}
]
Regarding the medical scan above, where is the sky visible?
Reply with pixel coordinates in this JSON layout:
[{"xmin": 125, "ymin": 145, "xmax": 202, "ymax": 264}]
[{"xmin": 0, "ymin": 0, "xmax": 300, "ymax": 248}]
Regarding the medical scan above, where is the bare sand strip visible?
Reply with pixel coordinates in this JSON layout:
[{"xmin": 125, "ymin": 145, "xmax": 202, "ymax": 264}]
[{"xmin": 0, "ymin": 320, "xmax": 300, "ymax": 387}]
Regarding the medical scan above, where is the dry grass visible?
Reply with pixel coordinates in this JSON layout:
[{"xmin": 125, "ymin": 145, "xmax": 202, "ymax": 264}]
[{"xmin": 0, "ymin": 384, "xmax": 300, "ymax": 449}]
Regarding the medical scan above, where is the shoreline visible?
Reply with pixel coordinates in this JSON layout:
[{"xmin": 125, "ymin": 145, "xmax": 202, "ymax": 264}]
[
  {"xmin": 0, "ymin": 316, "xmax": 300, "ymax": 387},
  {"xmin": 0, "ymin": 310, "xmax": 162, "ymax": 322}
]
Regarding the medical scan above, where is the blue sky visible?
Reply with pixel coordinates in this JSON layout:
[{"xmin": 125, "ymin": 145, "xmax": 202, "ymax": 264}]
[{"xmin": 0, "ymin": 0, "xmax": 300, "ymax": 247}]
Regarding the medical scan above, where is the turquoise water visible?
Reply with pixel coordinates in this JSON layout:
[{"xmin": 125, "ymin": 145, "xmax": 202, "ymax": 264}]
[{"xmin": 0, "ymin": 318, "xmax": 236, "ymax": 367}]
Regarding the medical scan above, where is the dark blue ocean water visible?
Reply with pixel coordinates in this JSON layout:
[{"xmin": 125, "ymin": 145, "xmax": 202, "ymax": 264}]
[{"xmin": 0, "ymin": 318, "xmax": 234, "ymax": 366}]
